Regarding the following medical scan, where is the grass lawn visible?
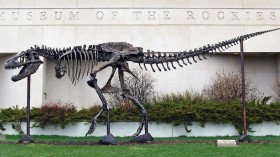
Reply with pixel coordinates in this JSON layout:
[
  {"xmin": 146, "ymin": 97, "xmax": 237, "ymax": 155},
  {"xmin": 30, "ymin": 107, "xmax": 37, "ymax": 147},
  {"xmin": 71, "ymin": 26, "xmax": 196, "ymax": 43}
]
[{"xmin": 0, "ymin": 135, "xmax": 280, "ymax": 157}]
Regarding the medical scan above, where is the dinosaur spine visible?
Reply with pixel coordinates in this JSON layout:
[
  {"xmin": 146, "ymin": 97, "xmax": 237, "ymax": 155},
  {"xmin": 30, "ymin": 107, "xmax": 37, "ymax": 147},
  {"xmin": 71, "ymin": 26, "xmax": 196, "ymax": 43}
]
[
  {"xmin": 32, "ymin": 28, "xmax": 279, "ymax": 83},
  {"xmin": 139, "ymin": 28, "xmax": 279, "ymax": 72}
]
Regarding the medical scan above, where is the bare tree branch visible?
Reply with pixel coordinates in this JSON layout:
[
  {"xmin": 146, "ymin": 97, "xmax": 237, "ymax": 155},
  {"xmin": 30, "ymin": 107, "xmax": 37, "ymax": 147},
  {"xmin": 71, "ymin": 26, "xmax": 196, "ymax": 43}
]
[
  {"xmin": 203, "ymin": 71, "xmax": 261, "ymax": 102},
  {"xmin": 109, "ymin": 68, "xmax": 156, "ymax": 106}
]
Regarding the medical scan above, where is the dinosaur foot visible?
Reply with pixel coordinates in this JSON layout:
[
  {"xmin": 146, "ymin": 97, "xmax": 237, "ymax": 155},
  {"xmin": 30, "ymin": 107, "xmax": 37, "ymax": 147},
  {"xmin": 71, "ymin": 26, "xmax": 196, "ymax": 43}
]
[
  {"xmin": 18, "ymin": 134, "xmax": 34, "ymax": 144},
  {"xmin": 130, "ymin": 133, "xmax": 154, "ymax": 143},
  {"xmin": 98, "ymin": 133, "xmax": 118, "ymax": 145}
]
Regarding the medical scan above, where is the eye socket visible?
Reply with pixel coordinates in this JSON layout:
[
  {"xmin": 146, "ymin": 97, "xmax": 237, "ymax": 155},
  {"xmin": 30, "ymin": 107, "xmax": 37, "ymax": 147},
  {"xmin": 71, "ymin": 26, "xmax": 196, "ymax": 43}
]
[
  {"xmin": 25, "ymin": 53, "xmax": 32, "ymax": 59},
  {"xmin": 33, "ymin": 53, "xmax": 40, "ymax": 60},
  {"xmin": 34, "ymin": 56, "xmax": 39, "ymax": 60}
]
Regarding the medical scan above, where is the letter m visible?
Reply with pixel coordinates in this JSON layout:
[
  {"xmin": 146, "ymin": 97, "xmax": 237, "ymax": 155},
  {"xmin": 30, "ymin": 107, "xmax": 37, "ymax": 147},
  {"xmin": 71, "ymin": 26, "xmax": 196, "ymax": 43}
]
[{"xmin": 70, "ymin": 12, "xmax": 79, "ymax": 20}]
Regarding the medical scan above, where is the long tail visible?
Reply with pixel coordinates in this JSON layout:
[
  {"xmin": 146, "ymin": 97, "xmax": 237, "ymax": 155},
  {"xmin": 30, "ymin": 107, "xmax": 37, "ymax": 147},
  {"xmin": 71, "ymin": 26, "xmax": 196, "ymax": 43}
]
[{"xmin": 138, "ymin": 28, "xmax": 279, "ymax": 72}]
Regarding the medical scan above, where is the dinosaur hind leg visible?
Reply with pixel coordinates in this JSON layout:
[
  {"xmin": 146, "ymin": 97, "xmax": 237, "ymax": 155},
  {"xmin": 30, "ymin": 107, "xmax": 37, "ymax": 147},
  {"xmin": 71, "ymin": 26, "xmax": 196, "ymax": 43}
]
[
  {"xmin": 118, "ymin": 68, "xmax": 154, "ymax": 142},
  {"xmin": 87, "ymin": 73, "xmax": 117, "ymax": 144},
  {"xmin": 124, "ymin": 93, "xmax": 148, "ymax": 136},
  {"xmin": 87, "ymin": 73, "xmax": 110, "ymax": 135}
]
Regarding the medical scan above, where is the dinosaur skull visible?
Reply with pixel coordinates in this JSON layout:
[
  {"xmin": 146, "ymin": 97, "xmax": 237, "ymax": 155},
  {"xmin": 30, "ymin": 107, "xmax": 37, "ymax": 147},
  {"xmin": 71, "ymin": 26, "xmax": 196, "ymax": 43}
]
[{"xmin": 4, "ymin": 50, "xmax": 43, "ymax": 82}]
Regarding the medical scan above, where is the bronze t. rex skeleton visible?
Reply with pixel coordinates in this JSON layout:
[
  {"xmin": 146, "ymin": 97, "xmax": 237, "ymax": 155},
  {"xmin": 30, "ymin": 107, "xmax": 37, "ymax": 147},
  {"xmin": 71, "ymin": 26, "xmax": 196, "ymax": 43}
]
[{"xmin": 5, "ymin": 28, "xmax": 279, "ymax": 144}]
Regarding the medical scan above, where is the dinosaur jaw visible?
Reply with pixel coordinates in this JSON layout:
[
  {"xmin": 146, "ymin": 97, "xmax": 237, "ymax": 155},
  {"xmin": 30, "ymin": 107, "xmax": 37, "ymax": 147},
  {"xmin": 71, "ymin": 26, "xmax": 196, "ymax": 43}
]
[{"xmin": 5, "ymin": 63, "xmax": 41, "ymax": 82}]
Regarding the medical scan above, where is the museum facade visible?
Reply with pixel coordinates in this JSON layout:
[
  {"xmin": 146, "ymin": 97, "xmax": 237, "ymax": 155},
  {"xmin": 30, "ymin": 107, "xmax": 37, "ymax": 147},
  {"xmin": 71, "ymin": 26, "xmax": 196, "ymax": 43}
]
[{"xmin": 1, "ymin": 0, "xmax": 280, "ymax": 108}]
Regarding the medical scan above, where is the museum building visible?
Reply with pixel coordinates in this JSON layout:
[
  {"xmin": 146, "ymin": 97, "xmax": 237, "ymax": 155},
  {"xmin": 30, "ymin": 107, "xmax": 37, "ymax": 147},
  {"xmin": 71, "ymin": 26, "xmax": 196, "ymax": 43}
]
[{"xmin": 1, "ymin": 0, "xmax": 280, "ymax": 109}]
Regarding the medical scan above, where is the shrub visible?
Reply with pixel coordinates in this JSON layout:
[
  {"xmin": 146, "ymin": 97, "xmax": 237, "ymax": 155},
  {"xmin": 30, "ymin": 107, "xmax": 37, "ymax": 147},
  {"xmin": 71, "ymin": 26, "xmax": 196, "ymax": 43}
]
[
  {"xmin": 148, "ymin": 92, "xmax": 280, "ymax": 134},
  {"xmin": 75, "ymin": 106, "xmax": 101, "ymax": 122},
  {"xmin": 0, "ymin": 106, "xmax": 26, "ymax": 134},
  {"xmin": 32, "ymin": 102, "xmax": 77, "ymax": 129},
  {"xmin": 2, "ymin": 92, "xmax": 280, "ymax": 135},
  {"xmin": 203, "ymin": 71, "xmax": 261, "ymax": 102},
  {"xmin": 110, "ymin": 103, "xmax": 141, "ymax": 122}
]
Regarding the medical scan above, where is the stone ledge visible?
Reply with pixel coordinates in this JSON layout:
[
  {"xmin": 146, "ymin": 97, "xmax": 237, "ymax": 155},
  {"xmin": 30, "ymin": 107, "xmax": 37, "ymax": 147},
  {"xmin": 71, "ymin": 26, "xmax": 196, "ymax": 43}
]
[
  {"xmin": 1, "ymin": 121, "xmax": 280, "ymax": 137},
  {"xmin": 217, "ymin": 140, "xmax": 238, "ymax": 147}
]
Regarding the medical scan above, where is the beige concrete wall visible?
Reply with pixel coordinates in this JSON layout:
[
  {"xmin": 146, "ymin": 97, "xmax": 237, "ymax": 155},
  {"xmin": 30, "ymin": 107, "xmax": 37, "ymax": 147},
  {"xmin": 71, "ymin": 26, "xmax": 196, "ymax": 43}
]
[{"xmin": 0, "ymin": 0, "xmax": 280, "ymax": 108}]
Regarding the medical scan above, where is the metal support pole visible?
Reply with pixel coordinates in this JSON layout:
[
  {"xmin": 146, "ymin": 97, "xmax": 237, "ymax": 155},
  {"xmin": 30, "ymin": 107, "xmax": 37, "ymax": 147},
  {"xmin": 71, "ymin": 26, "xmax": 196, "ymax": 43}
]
[
  {"xmin": 19, "ymin": 75, "xmax": 33, "ymax": 143},
  {"xmin": 145, "ymin": 112, "xmax": 148, "ymax": 134},
  {"xmin": 240, "ymin": 38, "xmax": 248, "ymax": 136},
  {"xmin": 27, "ymin": 75, "xmax": 31, "ymax": 136},
  {"xmin": 107, "ymin": 109, "xmax": 110, "ymax": 135}
]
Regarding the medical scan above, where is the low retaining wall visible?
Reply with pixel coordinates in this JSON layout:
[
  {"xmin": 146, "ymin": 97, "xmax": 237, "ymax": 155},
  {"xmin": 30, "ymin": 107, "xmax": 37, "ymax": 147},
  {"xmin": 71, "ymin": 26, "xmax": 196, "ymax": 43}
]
[{"xmin": 2, "ymin": 122, "xmax": 280, "ymax": 137}]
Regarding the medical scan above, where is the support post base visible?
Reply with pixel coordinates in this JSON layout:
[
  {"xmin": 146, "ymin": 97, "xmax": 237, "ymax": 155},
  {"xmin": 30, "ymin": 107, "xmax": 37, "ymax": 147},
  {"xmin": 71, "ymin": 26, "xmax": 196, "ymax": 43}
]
[
  {"xmin": 131, "ymin": 133, "xmax": 154, "ymax": 143},
  {"xmin": 18, "ymin": 135, "xmax": 34, "ymax": 144},
  {"xmin": 98, "ymin": 133, "xmax": 118, "ymax": 145},
  {"xmin": 238, "ymin": 135, "xmax": 252, "ymax": 143}
]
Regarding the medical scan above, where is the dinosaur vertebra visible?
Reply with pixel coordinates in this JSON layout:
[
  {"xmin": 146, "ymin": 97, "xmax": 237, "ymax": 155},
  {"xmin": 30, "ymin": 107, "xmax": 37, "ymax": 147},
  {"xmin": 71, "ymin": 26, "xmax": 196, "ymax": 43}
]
[{"xmin": 5, "ymin": 28, "xmax": 279, "ymax": 144}]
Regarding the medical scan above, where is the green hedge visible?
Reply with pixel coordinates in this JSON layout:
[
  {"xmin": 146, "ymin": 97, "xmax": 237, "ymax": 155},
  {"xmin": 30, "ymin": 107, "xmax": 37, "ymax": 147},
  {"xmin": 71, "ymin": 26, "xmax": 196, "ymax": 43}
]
[{"xmin": 1, "ymin": 92, "xmax": 280, "ymax": 134}]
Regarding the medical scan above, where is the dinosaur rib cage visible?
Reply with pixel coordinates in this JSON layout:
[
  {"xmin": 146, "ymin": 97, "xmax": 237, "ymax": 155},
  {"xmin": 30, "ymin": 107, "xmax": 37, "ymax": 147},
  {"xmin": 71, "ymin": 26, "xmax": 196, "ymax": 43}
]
[
  {"xmin": 34, "ymin": 44, "xmax": 108, "ymax": 84},
  {"xmin": 58, "ymin": 45, "xmax": 111, "ymax": 84},
  {"xmin": 139, "ymin": 28, "xmax": 279, "ymax": 72}
]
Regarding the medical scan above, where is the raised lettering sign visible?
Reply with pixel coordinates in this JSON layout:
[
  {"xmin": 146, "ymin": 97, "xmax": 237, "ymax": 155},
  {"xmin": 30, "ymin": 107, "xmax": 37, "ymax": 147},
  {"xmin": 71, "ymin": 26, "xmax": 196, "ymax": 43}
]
[{"xmin": 0, "ymin": 8, "xmax": 278, "ymax": 25}]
